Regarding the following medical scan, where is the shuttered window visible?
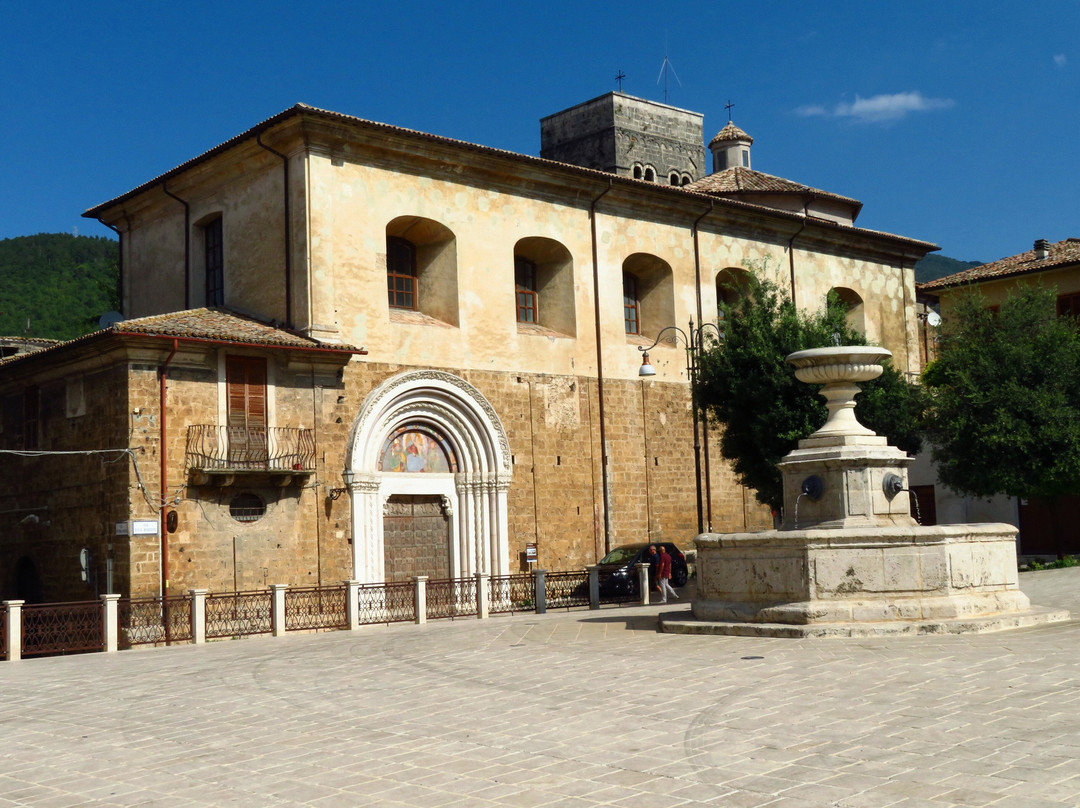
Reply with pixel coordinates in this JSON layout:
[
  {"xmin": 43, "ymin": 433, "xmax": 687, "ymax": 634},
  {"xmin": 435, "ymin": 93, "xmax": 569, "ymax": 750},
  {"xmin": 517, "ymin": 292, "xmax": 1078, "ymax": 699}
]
[{"xmin": 226, "ymin": 356, "xmax": 267, "ymax": 465}]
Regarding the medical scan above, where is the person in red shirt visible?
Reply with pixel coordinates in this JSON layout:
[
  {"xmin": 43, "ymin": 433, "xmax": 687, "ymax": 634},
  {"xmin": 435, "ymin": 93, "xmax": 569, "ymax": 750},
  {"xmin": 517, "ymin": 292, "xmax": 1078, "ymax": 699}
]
[{"xmin": 657, "ymin": 545, "xmax": 679, "ymax": 604}]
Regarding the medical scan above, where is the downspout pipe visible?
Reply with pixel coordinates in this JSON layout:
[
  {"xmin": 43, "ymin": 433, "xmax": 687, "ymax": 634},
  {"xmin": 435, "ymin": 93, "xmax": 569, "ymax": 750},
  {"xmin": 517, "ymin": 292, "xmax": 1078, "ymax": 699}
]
[
  {"xmin": 162, "ymin": 183, "xmax": 190, "ymax": 310},
  {"xmin": 256, "ymin": 134, "xmax": 293, "ymax": 328},
  {"xmin": 589, "ymin": 180, "xmax": 614, "ymax": 555},
  {"xmin": 159, "ymin": 338, "xmax": 178, "ymax": 603},
  {"xmin": 787, "ymin": 216, "xmax": 808, "ymax": 303},
  {"xmin": 691, "ymin": 203, "xmax": 714, "ymax": 531}
]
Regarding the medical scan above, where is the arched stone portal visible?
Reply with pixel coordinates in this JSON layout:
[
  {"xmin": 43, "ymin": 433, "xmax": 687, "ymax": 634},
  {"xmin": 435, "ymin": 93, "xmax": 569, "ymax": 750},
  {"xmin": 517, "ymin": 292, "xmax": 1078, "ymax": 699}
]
[{"xmin": 345, "ymin": 370, "xmax": 512, "ymax": 583}]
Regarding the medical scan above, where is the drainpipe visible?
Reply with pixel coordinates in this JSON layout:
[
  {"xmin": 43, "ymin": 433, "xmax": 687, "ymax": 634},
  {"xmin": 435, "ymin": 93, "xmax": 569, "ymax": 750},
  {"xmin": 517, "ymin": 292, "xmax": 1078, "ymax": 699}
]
[
  {"xmin": 691, "ymin": 202, "xmax": 714, "ymax": 531},
  {"xmin": 787, "ymin": 217, "xmax": 808, "ymax": 303},
  {"xmin": 159, "ymin": 339, "xmax": 178, "ymax": 600},
  {"xmin": 256, "ymin": 134, "xmax": 293, "ymax": 328},
  {"xmin": 162, "ymin": 183, "xmax": 190, "ymax": 310},
  {"xmin": 589, "ymin": 180, "xmax": 613, "ymax": 555}
]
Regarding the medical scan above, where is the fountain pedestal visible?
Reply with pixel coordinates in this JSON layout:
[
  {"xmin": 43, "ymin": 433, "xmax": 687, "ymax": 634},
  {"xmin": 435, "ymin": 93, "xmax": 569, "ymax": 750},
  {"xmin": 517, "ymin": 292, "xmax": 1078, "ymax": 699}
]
[{"xmin": 665, "ymin": 346, "xmax": 1068, "ymax": 637}]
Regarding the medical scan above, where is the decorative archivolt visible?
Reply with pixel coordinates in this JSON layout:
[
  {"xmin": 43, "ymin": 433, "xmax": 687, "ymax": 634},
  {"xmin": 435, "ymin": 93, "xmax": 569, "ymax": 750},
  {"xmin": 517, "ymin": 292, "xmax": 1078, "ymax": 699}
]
[{"xmin": 347, "ymin": 370, "xmax": 512, "ymax": 476}]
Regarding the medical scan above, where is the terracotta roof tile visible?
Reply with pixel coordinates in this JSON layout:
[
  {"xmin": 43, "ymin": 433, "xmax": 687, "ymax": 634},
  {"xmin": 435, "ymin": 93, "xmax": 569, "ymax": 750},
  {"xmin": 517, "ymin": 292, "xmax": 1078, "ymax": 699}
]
[
  {"xmin": 685, "ymin": 166, "xmax": 861, "ymax": 207},
  {"xmin": 920, "ymin": 238, "xmax": 1080, "ymax": 290},
  {"xmin": 112, "ymin": 308, "xmax": 360, "ymax": 349},
  {"xmin": 709, "ymin": 121, "xmax": 753, "ymax": 146}
]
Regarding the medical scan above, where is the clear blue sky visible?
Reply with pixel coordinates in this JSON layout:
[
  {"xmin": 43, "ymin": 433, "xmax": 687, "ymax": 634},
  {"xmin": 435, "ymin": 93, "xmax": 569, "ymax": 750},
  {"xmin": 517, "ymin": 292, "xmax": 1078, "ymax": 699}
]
[{"xmin": 3, "ymin": 1, "xmax": 1077, "ymax": 263}]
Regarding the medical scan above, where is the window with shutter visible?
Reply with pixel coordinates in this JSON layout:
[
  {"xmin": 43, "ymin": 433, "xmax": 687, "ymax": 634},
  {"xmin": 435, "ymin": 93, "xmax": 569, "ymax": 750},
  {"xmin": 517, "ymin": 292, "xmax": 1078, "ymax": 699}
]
[{"xmin": 226, "ymin": 356, "xmax": 268, "ymax": 466}]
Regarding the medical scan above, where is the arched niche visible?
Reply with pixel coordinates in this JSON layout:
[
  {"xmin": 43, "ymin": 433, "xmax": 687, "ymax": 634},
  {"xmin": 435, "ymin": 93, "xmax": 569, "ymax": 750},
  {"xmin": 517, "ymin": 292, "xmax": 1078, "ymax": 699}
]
[{"xmin": 830, "ymin": 286, "xmax": 866, "ymax": 336}]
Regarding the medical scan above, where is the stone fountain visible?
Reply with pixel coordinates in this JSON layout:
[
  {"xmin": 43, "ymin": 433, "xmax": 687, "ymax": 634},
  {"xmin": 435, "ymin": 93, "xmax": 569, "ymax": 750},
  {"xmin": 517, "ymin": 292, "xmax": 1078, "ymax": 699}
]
[{"xmin": 662, "ymin": 346, "xmax": 1068, "ymax": 637}]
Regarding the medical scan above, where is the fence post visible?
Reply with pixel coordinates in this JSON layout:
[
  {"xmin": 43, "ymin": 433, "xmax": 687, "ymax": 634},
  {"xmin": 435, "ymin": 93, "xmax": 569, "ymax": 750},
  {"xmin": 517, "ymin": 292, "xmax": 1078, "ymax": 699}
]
[
  {"xmin": 587, "ymin": 565, "xmax": 600, "ymax": 610},
  {"xmin": 101, "ymin": 594, "xmax": 120, "ymax": 653},
  {"xmin": 189, "ymin": 589, "xmax": 207, "ymax": 644},
  {"xmin": 270, "ymin": 584, "xmax": 288, "ymax": 637},
  {"xmin": 4, "ymin": 600, "xmax": 23, "ymax": 661},
  {"xmin": 346, "ymin": 580, "xmax": 360, "ymax": 630},
  {"xmin": 414, "ymin": 576, "xmax": 428, "ymax": 625},
  {"xmin": 476, "ymin": 573, "xmax": 489, "ymax": 620},
  {"xmin": 534, "ymin": 569, "xmax": 547, "ymax": 615},
  {"xmin": 636, "ymin": 562, "xmax": 650, "ymax": 606}
]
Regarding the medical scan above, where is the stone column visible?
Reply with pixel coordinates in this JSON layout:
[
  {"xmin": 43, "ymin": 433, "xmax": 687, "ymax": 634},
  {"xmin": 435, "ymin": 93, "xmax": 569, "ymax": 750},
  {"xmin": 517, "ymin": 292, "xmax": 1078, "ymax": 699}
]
[
  {"xmin": 587, "ymin": 566, "xmax": 600, "ymax": 610},
  {"xmin": 535, "ymin": 569, "xmax": 547, "ymax": 615},
  {"xmin": 414, "ymin": 576, "xmax": 428, "ymax": 625},
  {"xmin": 270, "ymin": 584, "xmax": 288, "ymax": 637},
  {"xmin": 189, "ymin": 589, "xmax": 207, "ymax": 644},
  {"xmin": 4, "ymin": 600, "xmax": 23, "ymax": 661},
  {"xmin": 345, "ymin": 580, "xmax": 360, "ymax": 630},
  {"xmin": 101, "ymin": 594, "xmax": 120, "ymax": 653}
]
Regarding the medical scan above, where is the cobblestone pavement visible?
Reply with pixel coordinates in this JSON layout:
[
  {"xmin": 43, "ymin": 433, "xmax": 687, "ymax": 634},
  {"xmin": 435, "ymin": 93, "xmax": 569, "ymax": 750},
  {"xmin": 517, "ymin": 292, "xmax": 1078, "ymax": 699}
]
[{"xmin": 3, "ymin": 569, "xmax": 1080, "ymax": 807}]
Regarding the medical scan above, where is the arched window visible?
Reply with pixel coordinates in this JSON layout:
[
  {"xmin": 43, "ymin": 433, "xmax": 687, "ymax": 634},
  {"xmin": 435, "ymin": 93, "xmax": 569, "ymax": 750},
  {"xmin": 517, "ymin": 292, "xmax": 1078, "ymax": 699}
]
[
  {"xmin": 830, "ymin": 287, "xmax": 865, "ymax": 335},
  {"xmin": 386, "ymin": 217, "xmax": 458, "ymax": 325},
  {"xmin": 622, "ymin": 253, "xmax": 675, "ymax": 339},
  {"xmin": 632, "ymin": 164, "xmax": 643, "ymax": 180},
  {"xmin": 513, "ymin": 237, "xmax": 575, "ymax": 336},
  {"xmin": 643, "ymin": 166, "xmax": 656, "ymax": 182},
  {"xmin": 669, "ymin": 172, "xmax": 681, "ymax": 186}
]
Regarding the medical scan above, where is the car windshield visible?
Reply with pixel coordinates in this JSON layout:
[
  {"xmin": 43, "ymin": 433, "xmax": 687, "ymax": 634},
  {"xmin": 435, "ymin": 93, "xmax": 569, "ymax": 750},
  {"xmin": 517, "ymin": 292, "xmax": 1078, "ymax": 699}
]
[{"xmin": 599, "ymin": 546, "xmax": 643, "ymax": 564}]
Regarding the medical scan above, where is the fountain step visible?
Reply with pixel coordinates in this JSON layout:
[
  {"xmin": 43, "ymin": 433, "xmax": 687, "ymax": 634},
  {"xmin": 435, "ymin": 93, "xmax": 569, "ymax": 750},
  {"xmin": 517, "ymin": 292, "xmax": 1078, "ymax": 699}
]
[{"xmin": 658, "ymin": 605, "xmax": 1070, "ymax": 638}]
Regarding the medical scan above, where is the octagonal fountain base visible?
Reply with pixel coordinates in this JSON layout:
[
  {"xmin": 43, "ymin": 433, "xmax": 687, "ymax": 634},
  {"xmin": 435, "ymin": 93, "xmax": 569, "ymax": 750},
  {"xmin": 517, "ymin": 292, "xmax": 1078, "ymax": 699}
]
[{"xmin": 662, "ymin": 523, "xmax": 1068, "ymax": 638}]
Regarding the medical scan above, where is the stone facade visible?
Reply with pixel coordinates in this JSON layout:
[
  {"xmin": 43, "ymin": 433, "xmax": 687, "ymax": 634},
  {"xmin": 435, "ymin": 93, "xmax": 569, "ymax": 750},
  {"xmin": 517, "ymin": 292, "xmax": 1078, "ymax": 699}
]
[
  {"xmin": 540, "ymin": 92, "xmax": 706, "ymax": 184},
  {"xmin": 0, "ymin": 100, "xmax": 935, "ymax": 601}
]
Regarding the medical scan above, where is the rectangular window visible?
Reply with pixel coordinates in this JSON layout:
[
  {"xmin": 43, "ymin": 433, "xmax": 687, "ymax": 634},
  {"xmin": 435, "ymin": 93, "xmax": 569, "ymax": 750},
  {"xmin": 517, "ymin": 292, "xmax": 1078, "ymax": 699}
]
[
  {"xmin": 204, "ymin": 217, "xmax": 224, "ymax": 306},
  {"xmin": 226, "ymin": 356, "xmax": 267, "ymax": 466},
  {"xmin": 623, "ymin": 272, "xmax": 640, "ymax": 335},
  {"xmin": 1057, "ymin": 292, "xmax": 1080, "ymax": 318},
  {"xmin": 387, "ymin": 236, "xmax": 417, "ymax": 310},
  {"xmin": 515, "ymin": 257, "xmax": 538, "ymax": 323}
]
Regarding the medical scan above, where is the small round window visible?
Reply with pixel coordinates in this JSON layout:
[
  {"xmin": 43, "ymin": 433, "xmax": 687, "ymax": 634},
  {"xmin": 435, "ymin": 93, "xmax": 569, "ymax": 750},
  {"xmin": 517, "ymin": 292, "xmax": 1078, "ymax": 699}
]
[{"xmin": 229, "ymin": 493, "xmax": 266, "ymax": 523}]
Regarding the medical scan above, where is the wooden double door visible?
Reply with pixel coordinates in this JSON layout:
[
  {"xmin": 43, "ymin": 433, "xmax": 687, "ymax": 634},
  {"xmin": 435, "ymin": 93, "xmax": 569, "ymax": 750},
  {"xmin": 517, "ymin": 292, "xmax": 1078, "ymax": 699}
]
[{"xmin": 383, "ymin": 495, "xmax": 450, "ymax": 583}]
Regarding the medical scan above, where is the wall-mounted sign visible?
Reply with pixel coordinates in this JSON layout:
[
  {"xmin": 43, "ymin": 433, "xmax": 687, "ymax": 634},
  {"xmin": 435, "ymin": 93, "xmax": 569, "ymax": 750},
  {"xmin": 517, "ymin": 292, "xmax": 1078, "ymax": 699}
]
[
  {"xmin": 115, "ymin": 522, "xmax": 129, "ymax": 536},
  {"xmin": 525, "ymin": 542, "xmax": 537, "ymax": 564},
  {"xmin": 116, "ymin": 520, "xmax": 159, "ymax": 536}
]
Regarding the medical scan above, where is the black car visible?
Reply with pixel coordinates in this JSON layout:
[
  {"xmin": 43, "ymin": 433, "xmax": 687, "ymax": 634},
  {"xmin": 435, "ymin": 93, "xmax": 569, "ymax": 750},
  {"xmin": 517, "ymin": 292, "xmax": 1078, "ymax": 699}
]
[{"xmin": 596, "ymin": 542, "xmax": 688, "ymax": 596}]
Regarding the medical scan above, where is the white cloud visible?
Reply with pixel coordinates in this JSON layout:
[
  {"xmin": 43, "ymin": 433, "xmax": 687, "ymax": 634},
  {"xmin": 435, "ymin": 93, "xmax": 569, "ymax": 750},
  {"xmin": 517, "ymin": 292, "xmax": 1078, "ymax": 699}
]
[
  {"xmin": 1054, "ymin": 53, "xmax": 1067, "ymax": 68},
  {"xmin": 797, "ymin": 91, "xmax": 955, "ymax": 123}
]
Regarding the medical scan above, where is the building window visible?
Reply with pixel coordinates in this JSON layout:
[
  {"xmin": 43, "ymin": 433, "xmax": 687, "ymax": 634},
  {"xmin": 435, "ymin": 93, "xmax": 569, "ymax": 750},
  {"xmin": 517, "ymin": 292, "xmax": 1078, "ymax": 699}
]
[
  {"xmin": 632, "ymin": 165, "xmax": 643, "ymax": 180},
  {"xmin": 387, "ymin": 236, "xmax": 417, "ymax": 310},
  {"xmin": 226, "ymin": 356, "xmax": 268, "ymax": 465},
  {"xmin": 204, "ymin": 217, "xmax": 224, "ymax": 306},
  {"xmin": 1057, "ymin": 292, "xmax": 1080, "ymax": 318},
  {"xmin": 741, "ymin": 149, "xmax": 749, "ymax": 167},
  {"xmin": 643, "ymin": 166, "xmax": 656, "ymax": 182},
  {"xmin": 624, "ymin": 272, "xmax": 640, "ymax": 334},
  {"xmin": 669, "ymin": 172, "xmax": 680, "ymax": 186},
  {"xmin": 23, "ymin": 385, "xmax": 39, "ymax": 450},
  {"xmin": 229, "ymin": 492, "xmax": 266, "ymax": 523},
  {"xmin": 515, "ymin": 256, "xmax": 538, "ymax": 323}
]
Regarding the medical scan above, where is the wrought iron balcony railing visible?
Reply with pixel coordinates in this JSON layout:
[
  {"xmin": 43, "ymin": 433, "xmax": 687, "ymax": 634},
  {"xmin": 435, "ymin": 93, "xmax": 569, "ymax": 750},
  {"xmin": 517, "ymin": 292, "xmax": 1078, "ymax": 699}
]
[{"xmin": 185, "ymin": 425, "xmax": 316, "ymax": 474}]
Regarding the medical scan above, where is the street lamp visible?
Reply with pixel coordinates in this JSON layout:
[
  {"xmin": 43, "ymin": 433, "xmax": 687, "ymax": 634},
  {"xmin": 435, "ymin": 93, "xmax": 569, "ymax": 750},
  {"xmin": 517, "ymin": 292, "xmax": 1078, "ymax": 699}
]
[
  {"xmin": 637, "ymin": 320, "xmax": 721, "ymax": 534},
  {"xmin": 328, "ymin": 468, "xmax": 355, "ymax": 501}
]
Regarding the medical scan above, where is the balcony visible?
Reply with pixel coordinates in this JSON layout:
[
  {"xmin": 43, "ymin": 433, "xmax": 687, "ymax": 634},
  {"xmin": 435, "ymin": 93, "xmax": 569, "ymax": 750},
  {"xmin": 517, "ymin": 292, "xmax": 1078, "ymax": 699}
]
[{"xmin": 185, "ymin": 425, "xmax": 315, "ymax": 487}]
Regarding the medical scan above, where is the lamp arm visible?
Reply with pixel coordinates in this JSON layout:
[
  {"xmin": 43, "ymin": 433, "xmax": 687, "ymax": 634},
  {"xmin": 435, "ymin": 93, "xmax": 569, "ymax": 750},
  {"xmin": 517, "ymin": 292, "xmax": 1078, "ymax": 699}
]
[{"xmin": 636, "ymin": 325, "xmax": 689, "ymax": 354}]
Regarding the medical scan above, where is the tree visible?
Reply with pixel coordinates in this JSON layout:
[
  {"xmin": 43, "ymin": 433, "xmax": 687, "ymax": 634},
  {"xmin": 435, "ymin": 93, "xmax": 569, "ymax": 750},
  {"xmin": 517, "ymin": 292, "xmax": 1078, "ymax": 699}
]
[
  {"xmin": 695, "ymin": 273, "xmax": 925, "ymax": 512},
  {"xmin": 922, "ymin": 286, "xmax": 1080, "ymax": 556}
]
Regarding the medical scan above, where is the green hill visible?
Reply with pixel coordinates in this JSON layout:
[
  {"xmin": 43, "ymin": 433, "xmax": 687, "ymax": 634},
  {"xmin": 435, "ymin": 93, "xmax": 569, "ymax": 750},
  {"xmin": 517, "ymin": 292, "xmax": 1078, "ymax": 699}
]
[
  {"xmin": 914, "ymin": 254, "xmax": 983, "ymax": 285},
  {"xmin": 0, "ymin": 233, "xmax": 119, "ymax": 341}
]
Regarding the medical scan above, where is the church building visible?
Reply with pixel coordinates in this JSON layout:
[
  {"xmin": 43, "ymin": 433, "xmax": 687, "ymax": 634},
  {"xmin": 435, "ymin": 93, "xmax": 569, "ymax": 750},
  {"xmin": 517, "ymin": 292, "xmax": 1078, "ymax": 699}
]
[{"xmin": 0, "ymin": 93, "xmax": 935, "ymax": 601}]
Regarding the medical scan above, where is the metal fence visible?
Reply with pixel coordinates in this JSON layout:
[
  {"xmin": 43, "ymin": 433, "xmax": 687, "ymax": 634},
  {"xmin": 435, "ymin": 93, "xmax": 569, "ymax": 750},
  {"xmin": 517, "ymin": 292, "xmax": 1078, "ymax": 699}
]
[
  {"xmin": 21, "ymin": 601, "xmax": 103, "ymax": 657},
  {"xmin": 427, "ymin": 577, "xmax": 478, "ymax": 620},
  {"xmin": 3, "ymin": 565, "xmax": 654, "ymax": 662},
  {"xmin": 544, "ymin": 570, "xmax": 591, "ymax": 610},
  {"xmin": 285, "ymin": 586, "xmax": 348, "ymax": 631},
  {"xmin": 357, "ymin": 581, "xmax": 415, "ymax": 624},
  {"xmin": 118, "ymin": 596, "xmax": 194, "ymax": 647},
  {"xmin": 185, "ymin": 424, "xmax": 316, "ymax": 472},
  {"xmin": 489, "ymin": 574, "xmax": 535, "ymax": 614},
  {"xmin": 205, "ymin": 590, "xmax": 273, "ymax": 639}
]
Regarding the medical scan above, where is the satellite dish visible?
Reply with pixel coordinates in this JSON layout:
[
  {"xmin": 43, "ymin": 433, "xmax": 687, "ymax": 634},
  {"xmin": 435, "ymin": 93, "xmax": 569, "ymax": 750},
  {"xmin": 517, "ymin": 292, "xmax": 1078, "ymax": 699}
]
[
  {"xmin": 926, "ymin": 311, "xmax": 942, "ymax": 328},
  {"xmin": 98, "ymin": 311, "xmax": 124, "ymax": 329}
]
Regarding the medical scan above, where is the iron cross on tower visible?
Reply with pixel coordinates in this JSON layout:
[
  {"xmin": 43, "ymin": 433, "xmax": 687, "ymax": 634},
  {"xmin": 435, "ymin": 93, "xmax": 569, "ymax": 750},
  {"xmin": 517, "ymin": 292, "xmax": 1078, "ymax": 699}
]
[
  {"xmin": 615, "ymin": 70, "xmax": 626, "ymax": 91},
  {"xmin": 725, "ymin": 100, "xmax": 735, "ymax": 121}
]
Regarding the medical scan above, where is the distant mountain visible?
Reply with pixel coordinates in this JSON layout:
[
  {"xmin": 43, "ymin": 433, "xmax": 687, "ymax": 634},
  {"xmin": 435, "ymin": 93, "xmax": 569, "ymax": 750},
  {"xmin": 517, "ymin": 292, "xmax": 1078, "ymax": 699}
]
[
  {"xmin": 914, "ymin": 254, "xmax": 983, "ymax": 285},
  {"xmin": 0, "ymin": 233, "xmax": 119, "ymax": 341}
]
